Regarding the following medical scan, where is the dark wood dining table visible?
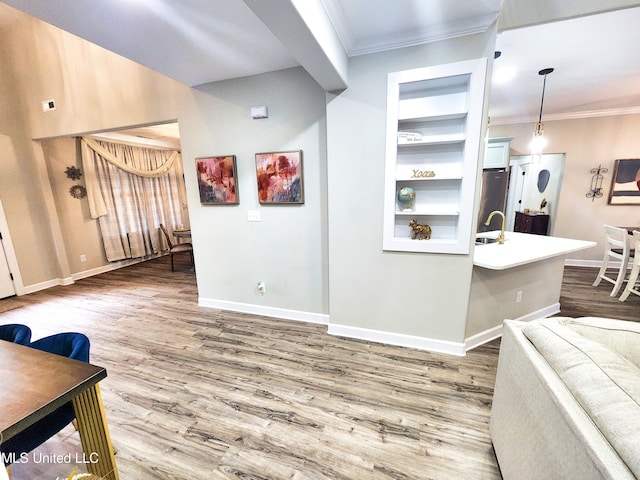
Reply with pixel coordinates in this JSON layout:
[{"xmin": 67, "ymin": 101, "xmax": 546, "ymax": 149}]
[
  {"xmin": 0, "ymin": 340, "xmax": 119, "ymax": 479},
  {"xmin": 173, "ymin": 228, "xmax": 191, "ymax": 244}
]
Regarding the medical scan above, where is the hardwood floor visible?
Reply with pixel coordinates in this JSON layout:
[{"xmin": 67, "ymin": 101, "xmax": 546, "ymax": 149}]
[
  {"xmin": 0, "ymin": 260, "xmax": 636, "ymax": 479},
  {"xmin": 555, "ymin": 265, "xmax": 640, "ymax": 321}
]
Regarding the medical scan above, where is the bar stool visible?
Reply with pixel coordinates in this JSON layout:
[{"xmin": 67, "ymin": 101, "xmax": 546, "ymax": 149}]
[
  {"xmin": 620, "ymin": 230, "xmax": 640, "ymax": 301},
  {"xmin": 592, "ymin": 225, "xmax": 632, "ymax": 297}
]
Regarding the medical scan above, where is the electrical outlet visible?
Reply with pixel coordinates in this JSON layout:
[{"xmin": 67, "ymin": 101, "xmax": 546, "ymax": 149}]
[
  {"xmin": 248, "ymin": 210, "xmax": 261, "ymax": 222},
  {"xmin": 257, "ymin": 282, "xmax": 266, "ymax": 294},
  {"xmin": 516, "ymin": 290, "xmax": 523, "ymax": 303},
  {"xmin": 80, "ymin": 254, "xmax": 87, "ymax": 262}
]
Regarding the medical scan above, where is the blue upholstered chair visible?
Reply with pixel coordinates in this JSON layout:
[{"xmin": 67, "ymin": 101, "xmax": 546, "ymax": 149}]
[
  {"xmin": 0, "ymin": 323, "xmax": 32, "ymax": 345},
  {"xmin": 0, "ymin": 332, "xmax": 90, "ymax": 465}
]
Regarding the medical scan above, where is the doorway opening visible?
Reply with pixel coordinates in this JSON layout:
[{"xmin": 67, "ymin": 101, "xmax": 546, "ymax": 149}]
[{"xmin": 505, "ymin": 153, "xmax": 566, "ymax": 234}]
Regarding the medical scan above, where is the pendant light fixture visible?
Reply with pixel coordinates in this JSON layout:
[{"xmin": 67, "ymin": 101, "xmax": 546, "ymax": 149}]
[{"xmin": 530, "ymin": 67, "xmax": 554, "ymax": 159}]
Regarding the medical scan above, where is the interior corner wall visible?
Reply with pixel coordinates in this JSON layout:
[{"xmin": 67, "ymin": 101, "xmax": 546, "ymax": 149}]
[
  {"xmin": 40, "ymin": 137, "xmax": 107, "ymax": 274},
  {"xmin": 326, "ymin": 32, "xmax": 495, "ymax": 347},
  {"xmin": 0, "ymin": 7, "xmax": 185, "ymax": 288},
  {"xmin": 489, "ymin": 113, "xmax": 640, "ymax": 263},
  {"xmin": 176, "ymin": 67, "xmax": 329, "ymax": 318}
]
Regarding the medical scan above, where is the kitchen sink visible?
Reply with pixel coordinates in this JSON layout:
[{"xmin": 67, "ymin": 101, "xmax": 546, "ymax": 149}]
[{"xmin": 475, "ymin": 237, "xmax": 498, "ymax": 245}]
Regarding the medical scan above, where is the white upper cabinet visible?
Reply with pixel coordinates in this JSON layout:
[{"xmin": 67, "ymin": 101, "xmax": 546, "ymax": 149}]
[
  {"xmin": 484, "ymin": 137, "xmax": 512, "ymax": 169},
  {"xmin": 383, "ymin": 58, "xmax": 487, "ymax": 254}
]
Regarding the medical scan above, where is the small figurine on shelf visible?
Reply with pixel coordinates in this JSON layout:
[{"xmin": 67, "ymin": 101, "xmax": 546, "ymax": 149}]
[
  {"xmin": 409, "ymin": 219, "xmax": 431, "ymax": 240},
  {"xmin": 397, "ymin": 186, "xmax": 416, "ymax": 211},
  {"xmin": 540, "ymin": 197, "xmax": 548, "ymax": 213}
]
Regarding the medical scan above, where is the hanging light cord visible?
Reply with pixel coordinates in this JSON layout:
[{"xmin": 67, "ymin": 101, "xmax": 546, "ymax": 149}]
[
  {"xmin": 538, "ymin": 75, "xmax": 547, "ymax": 123},
  {"xmin": 537, "ymin": 67, "xmax": 554, "ymax": 124}
]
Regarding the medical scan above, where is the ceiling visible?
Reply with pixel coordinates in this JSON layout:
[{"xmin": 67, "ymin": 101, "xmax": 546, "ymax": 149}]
[
  {"xmin": 491, "ymin": 5, "xmax": 640, "ymax": 125},
  {"xmin": 2, "ymin": 0, "xmax": 640, "ymax": 131}
]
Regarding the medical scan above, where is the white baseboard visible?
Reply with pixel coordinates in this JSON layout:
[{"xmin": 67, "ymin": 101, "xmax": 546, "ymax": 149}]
[
  {"xmin": 564, "ymin": 259, "xmax": 601, "ymax": 268},
  {"xmin": 71, "ymin": 254, "xmax": 163, "ymax": 281},
  {"xmin": 464, "ymin": 302, "xmax": 560, "ymax": 351},
  {"xmin": 464, "ymin": 325, "xmax": 503, "ymax": 351},
  {"xmin": 198, "ymin": 297, "xmax": 330, "ymax": 325},
  {"xmin": 21, "ymin": 254, "xmax": 163, "ymax": 294},
  {"xmin": 327, "ymin": 323, "xmax": 467, "ymax": 356},
  {"xmin": 22, "ymin": 278, "xmax": 61, "ymax": 295}
]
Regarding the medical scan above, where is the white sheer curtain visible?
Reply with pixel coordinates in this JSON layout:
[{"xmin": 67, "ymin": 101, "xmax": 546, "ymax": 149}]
[{"xmin": 80, "ymin": 137, "xmax": 185, "ymax": 262}]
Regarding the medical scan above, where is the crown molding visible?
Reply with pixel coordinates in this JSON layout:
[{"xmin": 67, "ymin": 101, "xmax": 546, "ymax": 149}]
[
  {"xmin": 490, "ymin": 106, "xmax": 640, "ymax": 126},
  {"xmin": 319, "ymin": 0, "xmax": 498, "ymax": 57}
]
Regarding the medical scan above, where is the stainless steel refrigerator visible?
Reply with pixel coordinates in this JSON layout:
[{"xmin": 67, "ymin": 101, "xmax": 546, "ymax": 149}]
[{"xmin": 477, "ymin": 169, "xmax": 510, "ymax": 233}]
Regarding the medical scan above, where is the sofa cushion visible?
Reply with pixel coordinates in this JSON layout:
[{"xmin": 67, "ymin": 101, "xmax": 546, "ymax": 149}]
[
  {"xmin": 522, "ymin": 318, "xmax": 640, "ymax": 478},
  {"xmin": 560, "ymin": 316, "xmax": 640, "ymax": 369}
]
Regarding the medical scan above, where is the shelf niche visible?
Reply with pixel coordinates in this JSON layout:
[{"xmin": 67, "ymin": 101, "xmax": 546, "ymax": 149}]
[{"xmin": 383, "ymin": 58, "xmax": 487, "ymax": 254}]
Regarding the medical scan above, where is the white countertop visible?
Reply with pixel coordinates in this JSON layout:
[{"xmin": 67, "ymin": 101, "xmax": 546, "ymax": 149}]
[{"xmin": 473, "ymin": 231, "xmax": 596, "ymax": 270}]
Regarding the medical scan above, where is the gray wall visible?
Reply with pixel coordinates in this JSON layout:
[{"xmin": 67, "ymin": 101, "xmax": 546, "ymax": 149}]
[
  {"xmin": 326, "ymin": 31, "xmax": 496, "ymax": 346},
  {"xmin": 177, "ymin": 68, "xmax": 330, "ymax": 318}
]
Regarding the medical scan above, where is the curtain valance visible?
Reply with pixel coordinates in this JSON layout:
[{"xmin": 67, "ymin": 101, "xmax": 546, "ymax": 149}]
[
  {"xmin": 79, "ymin": 136, "xmax": 185, "ymax": 261},
  {"xmin": 81, "ymin": 137, "xmax": 178, "ymax": 177}
]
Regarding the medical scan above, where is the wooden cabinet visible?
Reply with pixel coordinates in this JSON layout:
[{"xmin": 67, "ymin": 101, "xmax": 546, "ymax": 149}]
[
  {"xmin": 514, "ymin": 212, "xmax": 549, "ymax": 235},
  {"xmin": 382, "ymin": 58, "xmax": 487, "ymax": 254},
  {"xmin": 484, "ymin": 137, "xmax": 512, "ymax": 169}
]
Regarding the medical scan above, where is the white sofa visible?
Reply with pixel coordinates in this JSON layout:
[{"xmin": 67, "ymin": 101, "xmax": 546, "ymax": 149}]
[{"xmin": 490, "ymin": 317, "xmax": 640, "ymax": 480}]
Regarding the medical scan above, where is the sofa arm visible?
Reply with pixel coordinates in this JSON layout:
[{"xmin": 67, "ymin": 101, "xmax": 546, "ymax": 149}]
[{"xmin": 490, "ymin": 320, "xmax": 635, "ymax": 480}]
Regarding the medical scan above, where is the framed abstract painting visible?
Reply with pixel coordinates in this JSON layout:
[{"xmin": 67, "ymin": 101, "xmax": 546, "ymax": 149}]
[
  {"xmin": 255, "ymin": 150, "xmax": 304, "ymax": 204},
  {"xmin": 195, "ymin": 155, "xmax": 239, "ymax": 205},
  {"xmin": 608, "ymin": 159, "xmax": 640, "ymax": 205}
]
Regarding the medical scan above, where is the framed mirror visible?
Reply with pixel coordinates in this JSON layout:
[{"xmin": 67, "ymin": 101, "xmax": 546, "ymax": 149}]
[{"xmin": 537, "ymin": 169, "xmax": 550, "ymax": 193}]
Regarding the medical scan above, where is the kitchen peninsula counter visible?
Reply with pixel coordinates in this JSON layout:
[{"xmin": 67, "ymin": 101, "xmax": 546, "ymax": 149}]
[
  {"xmin": 465, "ymin": 231, "xmax": 596, "ymax": 351},
  {"xmin": 473, "ymin": 231, "xmax": 595, "ymax": 270}
]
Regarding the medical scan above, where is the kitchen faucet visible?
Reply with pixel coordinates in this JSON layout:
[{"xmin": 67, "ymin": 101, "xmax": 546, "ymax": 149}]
[{"xmin": 485, "ymin": 210, "xmax": 506, "ymax": 244}]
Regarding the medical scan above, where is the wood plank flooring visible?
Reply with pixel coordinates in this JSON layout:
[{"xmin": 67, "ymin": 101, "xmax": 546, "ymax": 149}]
[
  {"xmin": 555, "ymin": 265, "xmax": 640, "ymax": 321},
  {"xmin": 0, "ymin": 260, "xmax": 636, "ymax": 479}
]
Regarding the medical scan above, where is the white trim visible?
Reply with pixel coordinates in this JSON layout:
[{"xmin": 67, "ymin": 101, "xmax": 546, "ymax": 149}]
[
  {"xmin": 198, "ymin": 298, "xmax": 330, "ymax": 325},
  {"xmin": 564, "ymin": 258, "xmax": 630, "ymax": 269},
  {"xmin": 464, "ymin": 324, "xmax": 503, "ymax": 351},
  {"xmin": 0, "ymin": 198, "xmax": 25, "ymax": 295},
  {"xmin": 490, "ymin": 106, "xmax": 640, "ymax": 126},
  {"xmin": 564, "ymin": 259, "xmax": 601, "ymax": 268},
  {"xmin": 71, "ymin": 253, "xmax": 164, "ymax": 281},
  {"xmin": 21, "ymin": 254, "xmax": 164, "ymax": 294},
  {"xmin": 327, "ymin": 323, "xmax": 466, "ymax": 356},
  {"xmin": 464, "ymin": 302, "xmax": 560, "ymax": 351},
  {"xmin": 22, "ymin": 278, "xmax": 61, "ymax": 295}
]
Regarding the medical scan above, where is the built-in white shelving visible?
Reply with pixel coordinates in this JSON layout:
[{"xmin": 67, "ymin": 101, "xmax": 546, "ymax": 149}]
[{"xmin": 383, "ymin": 58, "xmax": 487, "ymax": 254}]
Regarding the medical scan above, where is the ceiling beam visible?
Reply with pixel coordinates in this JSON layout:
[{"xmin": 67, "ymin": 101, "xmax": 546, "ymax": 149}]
[{"xmin": 243, "ymin": 0, "xmax": 348, "ymax": 92}]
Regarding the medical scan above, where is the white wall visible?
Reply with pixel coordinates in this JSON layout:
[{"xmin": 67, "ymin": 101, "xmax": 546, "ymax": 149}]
[
  {"xmin": 177, "ymin": 68, "xmax": 329, "ymax": 319},
  {"xmin": 490, "ymin": 114, "xmax": 640, "ymax": 263},
  {"xmin": 326, "ymin": 31, "xmax": 496, "ymax": 349}
]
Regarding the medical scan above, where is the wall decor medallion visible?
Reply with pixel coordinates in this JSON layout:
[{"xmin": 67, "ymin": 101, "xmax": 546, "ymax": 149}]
[
  {"xmin": 65, "ymin": 166, "xmax": 83, "ymax": 180},
  {"xmin": 195, "ymin": 155, "xmax": 239, "ymax": 205},
  {"xmin": 69, "ymin": 185, "xmax": 87, "ymax": 199},
  {"xmin": 255, "ymin": 150, "xmax": 304, "ymax": 204}
]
